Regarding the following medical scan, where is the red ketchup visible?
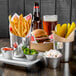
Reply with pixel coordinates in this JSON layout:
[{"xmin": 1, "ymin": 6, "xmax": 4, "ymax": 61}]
[{"xmin": 3, "ymin": 48, "xmax": 13, "ymax": 51}]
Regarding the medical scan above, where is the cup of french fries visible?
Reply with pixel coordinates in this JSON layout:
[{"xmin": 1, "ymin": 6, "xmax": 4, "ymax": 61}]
[
  {"xmin": 9, "ymin": 13, "xmax": 32, "ymax": 57},
  {"xmin": 9, "ymin": 13, "xmax": 32, "ymax": 37},
  {"xmin": 53, "ymin": 22, "xmax": 76, "ymax": 42}
]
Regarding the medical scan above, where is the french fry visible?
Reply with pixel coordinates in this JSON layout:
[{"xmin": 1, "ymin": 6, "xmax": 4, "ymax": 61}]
[
  {"xmin": 22, "ymin": 19, "xmax": 23, "ymax": 37},
  {"xmin": 10, "ymin": 21, "xmax": 17, "ymax": 36},
  {"xmin": 18, "ymin": 14, "xmax": 22, "ymax": 37},
  {"xmin": 23, "ymin": 29, "xmax": 27, "ymax": 36},
  {"xmin": 13, "ymin": 16, "xmax": 18, "ymax": 23},
  {"xmin": 13, "ymin": 16, "xmax": 18, "ymax": 28},
  {"xmin": 22, "ymin": 18, "xmax": 27, "ymax": 36},
  {"xmin": 9, "ymin": 15, "xmax": 11, "ymax": 23},
  {"xmin": 27, "ymin": 18, "xmax": 32, "ymax": 34},
  {"xmin": 23, "ymin": 23, "xmax": 28, "ymax": 36},
  {"xmin": 20, "ymin": 14, "xmax": 23, "ymax": 36},
  {"xmin": 29, "ymin": 19, "xmax": 32, "ymax": 28},
  {"xmin": 27, "ymin": 21, "xmax": 29, "ymax": 34},
  {"xmin": 28, "ymin": 19, "xmax": 30, "ymax": 29},
  {"xmin": 9, "ymin": 15, "xmax": 16, "ymax": 35},
  {"xmin": 14, "ymin": 26, "xmax": 21, "ymax": 36}
]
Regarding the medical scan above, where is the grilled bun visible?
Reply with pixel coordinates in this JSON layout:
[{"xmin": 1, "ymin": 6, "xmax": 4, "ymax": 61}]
[{"xmin": 31, "ymin": 29, "xmax": 47, "ymax": 38}]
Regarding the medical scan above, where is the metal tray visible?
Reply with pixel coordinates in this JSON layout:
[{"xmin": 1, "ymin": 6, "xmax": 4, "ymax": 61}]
[{"xmin": 0, "ymin": 54, "xmax": 42, "ymax": 67}]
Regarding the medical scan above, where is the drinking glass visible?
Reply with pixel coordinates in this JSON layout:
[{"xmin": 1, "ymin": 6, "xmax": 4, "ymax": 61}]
[{"xmin": 43, "ymin": 15, "xmax": 58, "ymax": 35}]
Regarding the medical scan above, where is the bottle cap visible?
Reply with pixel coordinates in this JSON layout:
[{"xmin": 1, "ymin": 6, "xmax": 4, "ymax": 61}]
[{"xmin": 34, "ymin": 2, "xmax": 39, "ymax": 8}]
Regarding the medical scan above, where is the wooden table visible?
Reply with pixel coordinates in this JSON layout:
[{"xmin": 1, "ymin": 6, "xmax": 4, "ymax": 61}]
[{"xmin": 0, "ymin": 38, "xmax": 76, "ymax": 76}]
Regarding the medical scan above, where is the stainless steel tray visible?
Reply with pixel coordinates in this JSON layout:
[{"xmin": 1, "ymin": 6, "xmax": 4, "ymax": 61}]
[{"xmin": 0, "ymin": 54, "xmax": 42, "ymax": 67}]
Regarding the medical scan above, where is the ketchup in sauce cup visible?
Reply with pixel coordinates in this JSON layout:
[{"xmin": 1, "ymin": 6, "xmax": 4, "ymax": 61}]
[{"xmin": 1, "ymin": 47, "xmax": 14, "ymax": 59}]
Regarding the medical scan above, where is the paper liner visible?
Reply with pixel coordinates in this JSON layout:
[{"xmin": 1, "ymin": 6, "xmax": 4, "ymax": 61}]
[
  {"xmin": 52, "ymin": 30, "xmax": 75, "ymax": 42},
  {"xmin": 30, "ymin": 42, "xmax": 53, "ymax": 52}
]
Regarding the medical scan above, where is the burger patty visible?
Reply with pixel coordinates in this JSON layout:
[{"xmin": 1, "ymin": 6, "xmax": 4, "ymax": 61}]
[
  {"xmin": 36, "ymin": 39, "xmax": 50, "ymax": 43},
  {"xmin": 36, "ymin": 35, "xmax": 48, "ymax": 38},
  {"xmin": 36, "ymin": 37, "xmax": 49, "ymax": 40}
]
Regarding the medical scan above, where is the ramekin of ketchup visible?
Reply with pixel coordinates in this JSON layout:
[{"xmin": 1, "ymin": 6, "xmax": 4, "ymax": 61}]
[{"xmin": 1, "ymin": 47, "xmax": 14, "ymax": 59}]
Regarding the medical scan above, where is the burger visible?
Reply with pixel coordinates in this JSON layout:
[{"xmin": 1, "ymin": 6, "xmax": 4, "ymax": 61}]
[{"xmin": 31, "ymin": 29, "xmax": 50, "ymax": 43}]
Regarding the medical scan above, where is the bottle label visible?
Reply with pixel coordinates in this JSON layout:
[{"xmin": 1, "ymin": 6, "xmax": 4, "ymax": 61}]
[{"xmin": 34, "ymin": 6, "xmax": 39, "ymax": 8}]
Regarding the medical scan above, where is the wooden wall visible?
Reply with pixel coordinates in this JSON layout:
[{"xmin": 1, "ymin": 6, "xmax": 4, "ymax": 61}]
[{"xmin": 0, "ymin": 0, "xmax": 76, "ymax": 37}]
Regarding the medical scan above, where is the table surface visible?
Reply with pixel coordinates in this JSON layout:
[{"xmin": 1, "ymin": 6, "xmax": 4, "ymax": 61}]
[{"xmin": 0, "ymin": 38, "xmax": 76, "ymax": 76}]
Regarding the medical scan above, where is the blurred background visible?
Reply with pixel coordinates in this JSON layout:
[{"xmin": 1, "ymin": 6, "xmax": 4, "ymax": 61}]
[
  {"xmin": 0, "ymin": 0, "xmax": 76, "ymax": 38},
  {"xmin": 0, "ymin": 0, "xmax": 76, "ymax": 55}
]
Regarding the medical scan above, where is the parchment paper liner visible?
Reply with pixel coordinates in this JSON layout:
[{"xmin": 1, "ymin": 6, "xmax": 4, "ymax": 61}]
[
  {"xmin": 52, "ymin": 30, "xmax": 75, "ymax": 42},
  {"xmin": 30, "ymin": 42, "xmax": 53, "ymax": 52}
]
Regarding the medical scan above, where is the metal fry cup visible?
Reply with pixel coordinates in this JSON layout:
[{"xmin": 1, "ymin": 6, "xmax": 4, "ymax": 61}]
[
  {"xmin": 54, "ymin": 41, "xmax": 73, "ymax": 62},
  {"xmin": 60, "ymin": 42, "xmax": 73, "ymax": 62}
]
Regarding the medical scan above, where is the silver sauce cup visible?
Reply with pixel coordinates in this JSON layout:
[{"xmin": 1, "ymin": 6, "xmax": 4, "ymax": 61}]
[
  {"xmin": 46, "ymin": 56, "xmax": 61, "ymax": 69},
  {"xmin": 1, "ymin": 47, "xmax": 14, "ymax": 59},
  {"xmin": 25, "ymin": 54, "xmax": 38, "ymax": 61}
]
